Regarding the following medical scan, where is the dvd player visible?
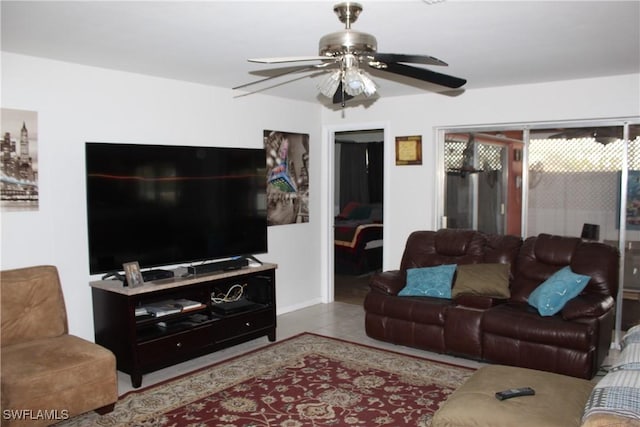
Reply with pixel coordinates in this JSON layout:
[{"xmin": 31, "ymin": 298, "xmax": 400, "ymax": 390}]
[{"xmin": 211, "ymin": 298, "xmax": 259, "ymax": 315}]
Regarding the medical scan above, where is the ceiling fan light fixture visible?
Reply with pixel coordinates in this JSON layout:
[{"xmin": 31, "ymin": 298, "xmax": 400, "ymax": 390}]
[
  {"xmin": 344, "ymin": 67, "xmax": 364, "ymax": 96},
  {"xmin": 359, "ymin": 70, "xmax": 377, "ymax": 97},
  {"xmin": 317, "ymin": 70, "xmax": 342, "ymax": 98},
  {"xmin": 343, "ymin": 68, "xmax": 377, "ymax": 97}
]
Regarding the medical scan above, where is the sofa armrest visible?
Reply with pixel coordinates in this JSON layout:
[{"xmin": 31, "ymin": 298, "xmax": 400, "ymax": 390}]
[
  {"xmin": 369, "ymin": 270, "xmax": 405, "ymax": 295},
  {"xmin": 561, "ymin": 294, "xmax": 614, "ymax": 320}
]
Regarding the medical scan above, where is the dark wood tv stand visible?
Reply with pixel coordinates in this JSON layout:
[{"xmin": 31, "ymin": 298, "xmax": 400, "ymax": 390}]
[{"xmin": 90, "ymin": 263, "xmax": 277, "ymax": 388}]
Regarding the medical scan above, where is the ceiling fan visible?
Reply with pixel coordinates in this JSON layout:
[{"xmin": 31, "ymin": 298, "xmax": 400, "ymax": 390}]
[{"xmin": 234, "ymin": 2, "xmax": 466, "ymax": 106}]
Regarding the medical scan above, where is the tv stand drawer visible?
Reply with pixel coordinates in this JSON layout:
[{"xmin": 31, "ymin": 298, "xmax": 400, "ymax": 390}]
[
  {"xmin": 137, "ymin": 324, "xmax": 213, "ymax": 366},
  {"xmin": 214, "ymin": 309, "xmax": 274, "ymax": 342}
]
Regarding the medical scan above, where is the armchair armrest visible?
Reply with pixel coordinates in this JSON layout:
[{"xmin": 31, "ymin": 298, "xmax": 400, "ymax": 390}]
[
  {"xmin": 369, "ymin": 270, "xmax": 405, "ymax": 295},
  {"xmin": 561, "ymin": 294, "xmax": 615, "ymax": 320}
]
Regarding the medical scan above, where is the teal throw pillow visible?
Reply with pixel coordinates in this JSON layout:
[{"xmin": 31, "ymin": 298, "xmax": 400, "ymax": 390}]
[
  {"xmin": 528, "ymin": 266, "xmax": 591, "ymax": 316},
  {"xmin": 399, "ymin": 265, "xmax": 457, "ymax": 299}
]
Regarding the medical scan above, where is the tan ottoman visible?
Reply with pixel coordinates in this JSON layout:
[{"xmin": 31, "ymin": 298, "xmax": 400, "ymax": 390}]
[{"xmin": 432, "ymin": 365, "xmax": 595, "ymax": 427}]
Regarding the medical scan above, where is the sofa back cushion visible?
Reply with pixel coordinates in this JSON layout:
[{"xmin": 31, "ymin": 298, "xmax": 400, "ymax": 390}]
[
  {"xmin": 572, "ymin": 241, "xmax": 619, "ymax": 297},
  {"xmin": 1, "ymin": 265, "xmax": 68, "ymax": 347},
  {"xmin": 483, "ymin": 234, "xmax": 523, "ymax": 278},
  {"xmin": 400, "ymin": 229, "xmax": 486, "ymax": 272},
  {"xmin": 511, "ymin": 234, "xmax": 619, "ymax": 303}
]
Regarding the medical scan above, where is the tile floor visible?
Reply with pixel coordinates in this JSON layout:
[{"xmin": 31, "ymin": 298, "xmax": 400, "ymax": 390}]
[{"xmin": 118, "ymin": 302, "xmax": 485, "ymax": 395}]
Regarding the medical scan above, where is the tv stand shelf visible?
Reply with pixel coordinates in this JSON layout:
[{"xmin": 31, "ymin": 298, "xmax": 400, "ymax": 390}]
[{"xmin": 90, "ymin": 263, "xmax": 277, "ymax": 388}]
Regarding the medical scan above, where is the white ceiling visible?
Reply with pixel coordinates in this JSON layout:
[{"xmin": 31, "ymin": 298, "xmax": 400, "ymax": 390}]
[{"xmin": 2, "ymin": 1, "xmax": 639, "ymax": 106}]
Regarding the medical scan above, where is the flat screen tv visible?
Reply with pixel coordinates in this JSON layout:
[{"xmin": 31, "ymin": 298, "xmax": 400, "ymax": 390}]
[{"xmin": 85, "ymin": 142, "xmax": 267, "ymax": 275}]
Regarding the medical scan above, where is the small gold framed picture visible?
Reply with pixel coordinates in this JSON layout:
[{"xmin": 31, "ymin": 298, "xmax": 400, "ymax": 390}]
[
  {"xmin": 122, "ymin": 261, "xmax": 144, "ymax": 287},
  {"xmin": 395, "ymin": 135, "xmax": 422, "ymax": 165}
]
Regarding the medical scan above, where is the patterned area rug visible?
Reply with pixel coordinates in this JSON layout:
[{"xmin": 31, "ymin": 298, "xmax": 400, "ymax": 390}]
[{"xmin": 59, "ymin": 333, "xmax": 474, "ymax": 427}]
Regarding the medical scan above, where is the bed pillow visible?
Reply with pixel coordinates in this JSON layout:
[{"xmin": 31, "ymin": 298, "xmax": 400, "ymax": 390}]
[
  {"xmin": 451, "ymin": 263, "xmax": 510, "ymax": 299},
  {"xmin": 338, "ymin": 201, "xmax": 360, "ymax": 218},
  {"xmin": 528, "ymin": 266, "xmax": 591, "ymax": 316},
  {"xmin": 398, "ymin": 265, "xmax": 457, "ymax": 299},
  {"xmin": 348, "ymin": 204, "xmax": 373, "ymax": 220}
]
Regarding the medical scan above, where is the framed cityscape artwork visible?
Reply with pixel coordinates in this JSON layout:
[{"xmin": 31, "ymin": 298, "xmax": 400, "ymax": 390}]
[{"xmin": 1, "ymin": 108, "xmax": 39, "ymax": 211}]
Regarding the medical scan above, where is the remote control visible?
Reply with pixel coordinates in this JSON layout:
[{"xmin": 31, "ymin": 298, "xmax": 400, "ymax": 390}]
[{"xmin": 495, "ymin": 387, "xmax": 535, "ymax": 400}]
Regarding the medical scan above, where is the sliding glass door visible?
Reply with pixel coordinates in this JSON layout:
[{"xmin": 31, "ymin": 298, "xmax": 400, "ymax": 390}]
[
  {"xmin": 444, "ymin": 132, "xmax": 522, "ymax": 235},
  {"xmin": 439, "ymin": 120, "xmax": 640, "ymax": 345}
]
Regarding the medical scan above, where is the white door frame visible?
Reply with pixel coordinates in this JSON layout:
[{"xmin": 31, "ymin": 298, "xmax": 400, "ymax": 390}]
[{"xmin": 321, "ymin": 121, "xmax": 391, "ymax": 303}]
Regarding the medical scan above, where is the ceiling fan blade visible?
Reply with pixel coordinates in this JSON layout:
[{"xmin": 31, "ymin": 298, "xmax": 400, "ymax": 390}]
[
  {"xmin": 248, "ymin": 56, "xmax": 333, "ymax": 64},
  {"xmin": 550, "ymin": 127, "xmax": 622, "ymax": 139},
  {"xmin": 233, "ymin": 65, "xmax": 320, "ymax": 90},
  {"xmin": 375, "ymin": 62, "xmax": 466, "ymax": 89},
  {"xmin": 332, "ymin": 81, "xmax": 354, "ymax": 105},
  {"xmin": 372, "ymin": 53, "xmax": 447, "ymax": 67}
]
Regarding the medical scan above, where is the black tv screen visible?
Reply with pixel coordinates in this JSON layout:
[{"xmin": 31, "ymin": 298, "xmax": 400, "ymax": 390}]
[{"xmin": 86, "ymin": 142, "xmax": 267, "ymax": 274}]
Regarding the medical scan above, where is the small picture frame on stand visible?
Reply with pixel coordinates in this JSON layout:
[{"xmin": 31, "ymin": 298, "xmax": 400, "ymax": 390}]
[{"xmin": 123, "ymin": 261, "xmax": 144, "ymax": 287}]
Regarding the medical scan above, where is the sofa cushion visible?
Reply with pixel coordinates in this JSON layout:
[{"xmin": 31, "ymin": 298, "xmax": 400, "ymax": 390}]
[
  {"xmin": 482, "ymin": 303, "xmax": 593, "ymax": 351},
  {"xmin": 1, "ymin": 334, "xmax": 117, "ymax": 418},
  {"xmin": 511, "ymin": 235, "xmax": 618, "ymax": 305},
  {"xmin": 572, "ymin": 241, "xmax": 620, "ymax": 297},
  {"xmin": 0, "ymin": 265, "xmax": 68, "ymax": 347},
  {"xmin": 483, "ymin": 234, "xmax": 523, "ymax": 277},
  {"xmin": 400, "ymin": 230, "xmax": 485, "ymax": 271},
  {"xmin": 528, "ymin": 266, "xmax": 590, "ymax": 316},
  {"xmin": 364, "ymin": 291, "xmax": 450, "ymax": 325},
  {"xmin": 399, "ymin": 265, "xmax": 456, "ymax": 298},
  {"xmin": 452, "ymin": 263, "xmax": 510, "ymax": 299},
  {"xmin": 533, "ymin": 234, "xmax": 581, "ymax": 265},
  {"xmin": 454, "ymin": 294, "xmax": 506, "ymax": 309}
]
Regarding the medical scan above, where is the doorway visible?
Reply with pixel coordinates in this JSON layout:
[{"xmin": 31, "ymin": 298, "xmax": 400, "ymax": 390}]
[{"xmin": 333, "ymin": 129, "xmax": 384, "ymax": 305}]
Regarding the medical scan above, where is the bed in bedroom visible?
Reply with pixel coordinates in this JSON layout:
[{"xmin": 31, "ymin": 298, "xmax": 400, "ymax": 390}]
[{"xmin": 334, "ymin": 202, "xmax": 383, "ymax": 275}]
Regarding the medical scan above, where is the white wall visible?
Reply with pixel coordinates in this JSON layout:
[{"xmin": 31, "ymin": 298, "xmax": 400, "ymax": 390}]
[
  {"xmin": 321, "ymin": 74, "xmax": 640, "ymax": 270},
  {"xmin": 1, "ymin": 52, "xmax": 324, "ymax": 341},
  {"xmin": 3, "ymin": 50, "xmax": 639, "ymax": 341}
]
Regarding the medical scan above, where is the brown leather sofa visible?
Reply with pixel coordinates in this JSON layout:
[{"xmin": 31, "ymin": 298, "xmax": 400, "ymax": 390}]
[{"xmin": 364, "ymin": 229, "xmax": 619, "ymax": 379}]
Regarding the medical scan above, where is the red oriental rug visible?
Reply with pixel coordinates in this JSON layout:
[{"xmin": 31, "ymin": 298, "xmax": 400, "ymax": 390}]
[{"xmin": 59, "ymin": 333, "xmax": 474, "ymax": 427}]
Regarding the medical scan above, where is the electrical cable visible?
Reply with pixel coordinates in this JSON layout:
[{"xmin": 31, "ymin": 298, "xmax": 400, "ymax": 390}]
[{"xmin": 211, "ymin": 283, "xmax": 246, "ymax": 304}]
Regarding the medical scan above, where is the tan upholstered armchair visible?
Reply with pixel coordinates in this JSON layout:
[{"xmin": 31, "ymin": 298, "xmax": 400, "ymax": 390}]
[{"xmin": 1, "ymin": 265, "xmax": 117, "ymax": 426}]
